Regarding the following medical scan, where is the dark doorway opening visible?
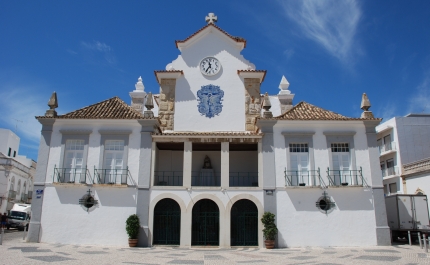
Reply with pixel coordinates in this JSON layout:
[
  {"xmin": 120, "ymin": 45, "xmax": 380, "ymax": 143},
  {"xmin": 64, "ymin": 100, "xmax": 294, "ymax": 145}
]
[
  {"xmin": 192, "ymin": 199, "xmax": 219, "ymax": 246},
  {"xmin": 231, "ymin": 199, "xmax": 258, "ymax": 246},
  {"xmin": 153, "ymin": 199, "xmax": 181, "ymax": 245}
]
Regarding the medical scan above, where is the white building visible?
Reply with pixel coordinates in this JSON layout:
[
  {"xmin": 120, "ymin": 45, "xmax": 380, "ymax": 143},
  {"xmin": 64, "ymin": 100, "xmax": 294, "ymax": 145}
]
[
  {"xmin": 376, "ymin": 114, "xmax": 430, "ymax": 196},
  {"xmin": 28, "ymin": 14, "xmax": 390, "ymax": 248},
  {"xmin": 0, "ymin": 129, "xmax": 36, "ymax": 214}
]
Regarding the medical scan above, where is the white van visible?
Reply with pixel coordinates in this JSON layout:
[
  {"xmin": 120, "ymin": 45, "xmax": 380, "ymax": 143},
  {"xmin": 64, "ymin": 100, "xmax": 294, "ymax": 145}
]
[{"xmin": 8, "ymin": 203, "xmax": 31, "ymax": 231}]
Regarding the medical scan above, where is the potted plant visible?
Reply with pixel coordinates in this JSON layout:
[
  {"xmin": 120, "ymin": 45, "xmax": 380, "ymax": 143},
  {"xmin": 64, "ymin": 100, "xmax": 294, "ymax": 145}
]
[
  {"xmin": 261, "ymin": 211, "xmax": 278, "ymax": 249},
  {"xmin": 126, "ymin": 214, "xmax": 140, "ymax": 247}
]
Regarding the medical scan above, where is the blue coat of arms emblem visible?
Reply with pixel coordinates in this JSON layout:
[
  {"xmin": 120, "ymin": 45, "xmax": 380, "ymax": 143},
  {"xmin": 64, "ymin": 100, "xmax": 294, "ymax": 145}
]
[{"xmin": 197, "ymin": 84, "xmax": 224, "ymax": 118}]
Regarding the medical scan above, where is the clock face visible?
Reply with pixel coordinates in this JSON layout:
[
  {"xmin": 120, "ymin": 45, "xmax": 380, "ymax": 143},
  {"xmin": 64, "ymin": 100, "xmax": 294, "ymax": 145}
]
[{"xmin": 200, "ymin": 57, "xmax": 221, "ymax": 76}]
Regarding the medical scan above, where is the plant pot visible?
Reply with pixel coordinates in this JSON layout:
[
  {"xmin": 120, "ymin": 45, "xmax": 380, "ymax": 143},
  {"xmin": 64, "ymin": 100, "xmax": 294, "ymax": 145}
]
[
  {"xmin": 128, "ymin": 238, "xmax": 138, "ymax": 247},
  {"xmin": 341, "ymin": 183, "xmax": 349, "ymax": 186},
  {"xmin": 264, "ymin": 240, "xmax": 275, "ymax": 249},
  {"xmin": 299, "ymin": 183, "xmax": 306, "ymax": 186}
]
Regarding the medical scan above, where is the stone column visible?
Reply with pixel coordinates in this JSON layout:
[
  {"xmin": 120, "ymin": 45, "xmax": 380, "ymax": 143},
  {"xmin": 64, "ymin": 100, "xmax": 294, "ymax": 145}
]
[
  {"xmin": 158, "ymin": 79, "xmax": 176, "ymax": 131},
  {"xmin": 183, "ymin": 141, "xmax": 192, "ymax": 188},
  {"xmin": 27, "ymin": 119, "xmax": 55, "ymax": 243},
  {"xmin": 221, "ymin": 142, "xmax": 229, "ymax": 188},
  {"xmin": 244, "ymin": 78, "xmax": 261, "ymax": 131}
]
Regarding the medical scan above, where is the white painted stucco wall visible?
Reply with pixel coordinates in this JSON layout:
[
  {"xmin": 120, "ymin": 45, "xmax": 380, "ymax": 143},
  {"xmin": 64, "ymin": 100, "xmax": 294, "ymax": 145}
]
[
  {"xmin": 169, "ymin": 30, "xmax": 255, "ymax": 132},
  {"xmin": 0, "ymin": 129, "xmax": 20, "ymax": 157}
]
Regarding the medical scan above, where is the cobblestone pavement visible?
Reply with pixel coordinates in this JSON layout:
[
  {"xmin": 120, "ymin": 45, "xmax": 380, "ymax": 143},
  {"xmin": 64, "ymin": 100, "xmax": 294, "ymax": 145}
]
[{"xmin": 1, "ymin": 230, "xmax": 430, "ymax": 264}]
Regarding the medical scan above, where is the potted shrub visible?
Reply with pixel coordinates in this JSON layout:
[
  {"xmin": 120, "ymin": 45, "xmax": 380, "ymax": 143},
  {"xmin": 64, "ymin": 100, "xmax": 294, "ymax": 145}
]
[
  {"xmin": 261, "ymin": 211, "xmax": 278, "ymax": 249},
  {"xmin": 126, "ymin": 214, "xmax": 140, "ymax": 247}
]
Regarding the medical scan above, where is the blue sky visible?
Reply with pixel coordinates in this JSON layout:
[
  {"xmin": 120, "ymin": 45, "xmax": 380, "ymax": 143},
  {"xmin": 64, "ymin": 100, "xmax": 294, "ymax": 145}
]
[{"xmin": 1, "ymin": 0, "xmax": 430, "ymax": 161}]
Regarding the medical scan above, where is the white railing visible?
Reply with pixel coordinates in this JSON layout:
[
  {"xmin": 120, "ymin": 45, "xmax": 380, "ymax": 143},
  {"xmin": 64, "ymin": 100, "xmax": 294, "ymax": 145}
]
[
  {"xmin": 379, "ymin": 142, "xmax": 396, "ymax": 154},
  {"xmin": 381, "ymin": 166, "xmax": 399, "ymax": 177}
]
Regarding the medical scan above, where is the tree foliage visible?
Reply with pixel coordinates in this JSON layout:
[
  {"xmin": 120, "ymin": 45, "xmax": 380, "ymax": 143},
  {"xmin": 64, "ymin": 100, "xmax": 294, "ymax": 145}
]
[
  {"xmin": 126, "ymin": 214, "xmax": 140, "ymax": 239},
  {"xmin": 261, "ymin": 212, "xmax": 278, "ymax": 240}
]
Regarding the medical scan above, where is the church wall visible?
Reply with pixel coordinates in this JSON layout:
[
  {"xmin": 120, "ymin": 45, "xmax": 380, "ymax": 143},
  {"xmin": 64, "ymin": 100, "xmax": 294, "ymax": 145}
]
[
  {"xmin": 156, "ymin": 150, "xmax": 184, "ymax": 172},
  {"xmin": 170, "ymin": 33, "xmax": 254, "ymax": 132},
  {"xmin": 272, "ymin": 121, "xmax": 381, "ymax": 246},
  {"xmin": 191, "ymin": 151, "xmax": 221, "ymax": 174},
  {"xmin": 276, "ymin": 188, "xmax": 377, "ymax": 247},
  {"xmin": 40, "ymin": 186, "xmax": 136, "ymax": 246}
]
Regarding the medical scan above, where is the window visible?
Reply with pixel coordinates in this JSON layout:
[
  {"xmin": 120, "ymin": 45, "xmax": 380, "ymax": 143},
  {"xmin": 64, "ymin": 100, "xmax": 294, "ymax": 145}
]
[
  {"xmin": 103, "ymin": 140, "xmax": 125, "ymax": 184},
  {"xmin": 289, "ymin": 143, "xmax": 309, "ymax": 185},
  {"xmin": 380, "ymin": 162, "xmax": 386, "ymax": 177},
  {"xmin": 331, "ymin": 143, "xmax": 350, "ymax": 185},
  {"xmin": 8, "ymin": 148, "xmax": 11, "ymax": 156},
  {"xmin": 389, "ymin": 183, "xmax": 397, "ymax": 194},
  {"xmin": 13, "ymin": 151, "xmax": 16, "ymax": 157},
  {"xmin": 10, "ymin": 176, "xmax": 15, "ymax": 191},
  {"xmin": 64, "ymin": 140, "xmax": 85, "ymax": 182},
  {"xmin": 17, "ymin": 180, "xmax": 21, "ymax": 194}
]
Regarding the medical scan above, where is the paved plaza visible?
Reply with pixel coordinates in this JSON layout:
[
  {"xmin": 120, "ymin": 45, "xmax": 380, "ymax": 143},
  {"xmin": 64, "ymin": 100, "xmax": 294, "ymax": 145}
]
[{"xmin": 1, "ymin": 229, "xmax": 430, "ymax": 264}]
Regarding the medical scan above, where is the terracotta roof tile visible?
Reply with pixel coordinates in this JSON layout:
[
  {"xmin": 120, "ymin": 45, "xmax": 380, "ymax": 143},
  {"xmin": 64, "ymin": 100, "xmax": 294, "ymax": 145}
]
[
  {"xmin": 153, "ymin": 131, "xmax": 262, "ymax": 137},
  {"xmin": 261, "ymin": 101, "xmax": 382, "ymax": 121},
  {"xmin": 36, "ymin": 97, "xmax": 156, "ymax": 120},
  {"xmin": 175, "ymin": 24, "xmax": 246, "ymax": 48}
]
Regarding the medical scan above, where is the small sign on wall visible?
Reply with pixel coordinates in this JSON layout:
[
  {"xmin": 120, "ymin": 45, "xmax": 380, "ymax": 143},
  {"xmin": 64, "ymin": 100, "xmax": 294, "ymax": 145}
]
[{"xmin": 36, "ymin": 189, "xmax": 43, "ymax": 199}]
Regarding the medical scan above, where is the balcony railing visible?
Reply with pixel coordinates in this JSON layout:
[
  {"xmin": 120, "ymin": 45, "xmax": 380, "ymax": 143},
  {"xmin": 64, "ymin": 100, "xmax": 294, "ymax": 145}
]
[
  {"xmin": 94, "ymin": 167, "xmax": 136, "ymax": 185},
  {"xmin": 327, "ymin": 167, "xmax": 368, "ymax": 187},
  {"xmin": 8, "ymin": 190, "xmax": 16, "ymax": 201},
  {"xmin": 229, "ymin": 172, "xmax": 258, "ymax": 187},
  {"xmin": 53, "ymin": 166, "xmax": 92, "ymax": 184},
  {"xmin": 284, "ymin": 168, "xmax": 326, "ymax": 187},
  {"xmin": 379, "ymin": 142, "xmax": 396, "ymax": 154},
  {"xmin": 154, "ymin": 171, "xmax": 183, "ymax": 186},
  {"xmin": 192, "ymin": 171, "xmax": 220, "ymax": 187},
  {"xmin": 381, "ymin": 166, "xmax": 399, "ymax": 178}
]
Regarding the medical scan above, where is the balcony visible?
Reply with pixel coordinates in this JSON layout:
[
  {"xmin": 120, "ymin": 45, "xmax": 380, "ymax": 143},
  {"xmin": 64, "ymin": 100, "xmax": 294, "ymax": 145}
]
[
  {"xmin": 381, "ymin": 166, "xmax": 399, "ymax": 178},
  {"xmin": 327, "ymin": 167, "xmax": 368, "ymax": 187},
  {"xmin": 54, "ymin": 166, "xmax": 92, "ymax": 184},
  {"xmin": 8, "ymin": 190, "xmax": 16, "ymax": 201},
  {"xmin": 154, "ymin": 171, "xmax": 183, "ymax": 186},
  {"xmin": 379, "ymin": 142, "xmax": 396, "ymax": 156},
  {"xmin": 229, "ymin": 172, "xmax": 258, "ymax": 187},
  {"xmin": 192, "ymin": 171, "xmax": 220, "ymax": 187},
  {"xmin": 94, "ymin": 167, "xmax": 134, "ymax": 185},
  {"xmin": 285, "ymin": 168, "xmax": 326, "ymax": 187}
]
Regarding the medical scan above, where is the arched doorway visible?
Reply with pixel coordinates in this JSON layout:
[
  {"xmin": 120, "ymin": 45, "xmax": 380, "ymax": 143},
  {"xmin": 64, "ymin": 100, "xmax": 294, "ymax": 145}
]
[
  {"xmin": 153, "ymin": 199, "xmax": 181, "ymax": 245},
  {"xmin": 192, "ymin": 199, "xmax": 219, "ymax": 246},
  {"xmin": 231, "ymin": 199, "xmax": 258, "ymax": 246}
]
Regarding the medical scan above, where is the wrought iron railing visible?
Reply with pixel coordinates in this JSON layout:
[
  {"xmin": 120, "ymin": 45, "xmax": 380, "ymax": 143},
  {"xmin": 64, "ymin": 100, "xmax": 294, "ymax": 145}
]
[
  {"xmin": 229, "ymin": 172, "xmax": 258, "ymax": 187},
  {"xmin": 154, "ymin": 171, "xmax": 183, "ymax": 186},
  {"xmin": 379, "ymin": 142, "xmax": 396, "ymax": 154},
  {"xmin": 327, "ymin": 167, "xmax": 368, "ymax": 187},
  {"xmin": 381, "ymin": 166, "xmax": 399, "ymax": 177},
  {"xmin": 192, "ymin": 171, "xmax": 221, "ymax": 187},
  {"xmin": 284, "ymin": 168, "xmax": 326, "ymax": 187},
  {"xmin": 94, "ymin": 167, "xmax": 132, "ymax": 185},
  {"xmin": 53, "ymin": 165, "xmax": 92, "ymax": 184},
  {"xmin": 8, "ymin": 190, "xmax": 16, "ymax": 201}
]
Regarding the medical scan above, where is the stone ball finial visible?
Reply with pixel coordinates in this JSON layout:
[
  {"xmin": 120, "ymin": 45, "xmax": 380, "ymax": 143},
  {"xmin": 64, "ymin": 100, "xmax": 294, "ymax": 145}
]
[
  {"xmin": 361, "ymin": 93, "xmax": 371, "ymax": 111},
  {"xmin": 135, "ymin": 76, "xmax": 145, "ymax": 92}
]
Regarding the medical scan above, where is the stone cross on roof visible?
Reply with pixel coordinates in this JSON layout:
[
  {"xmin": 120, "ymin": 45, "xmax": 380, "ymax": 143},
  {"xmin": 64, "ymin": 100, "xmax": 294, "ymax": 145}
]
[{"xmin": 205, "ymin": 13, "xmax": 217, "ymax": 24}]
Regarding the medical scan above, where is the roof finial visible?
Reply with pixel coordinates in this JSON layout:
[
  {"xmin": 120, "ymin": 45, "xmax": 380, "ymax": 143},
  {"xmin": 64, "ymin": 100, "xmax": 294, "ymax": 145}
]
[
  {"xmin": 134, "ymin": 76, "xmax": 145, "ymax": 92},
  {"xmin": 144, "ymin": 92, "xmax": 155, "ymax": 118},
  {"xmin": 278, "ymin": 75, "xmax": 291, "ymax": 95},
  {"xmin": 360, "ymin": 93, "xmax": 374, "ymax": 118},
  {"xmin": 205, "ymin": 13, "xmax": 218, "ymax": 24},
  {"xmin": 262, "ymin": 92, "xmax": 273, "ymax": 118},
  {"xmin": 45, "ymin": 91, "xmax": 58, "ymax": 117}
]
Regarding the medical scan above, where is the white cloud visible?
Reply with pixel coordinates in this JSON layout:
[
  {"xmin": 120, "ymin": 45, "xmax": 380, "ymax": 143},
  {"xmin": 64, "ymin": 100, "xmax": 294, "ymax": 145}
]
[
  {"xmin": 278, "ymin": 0, "xmax": 361, "ymax": 61},
  {"xmin": 81, "ymin": 41, "xmax": 112, "ymax": 52},
  {"xmin": 0, "ymin": 87, "xmax": 45, "ymax": 143},
  {"xmin": 407, "ymin": 74, "xmax": 430, "ymax": 114}
]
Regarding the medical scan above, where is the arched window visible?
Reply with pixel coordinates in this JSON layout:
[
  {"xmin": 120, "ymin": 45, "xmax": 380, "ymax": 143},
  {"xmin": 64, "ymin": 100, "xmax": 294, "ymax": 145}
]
[
  {"xmin": 10, "ymin": 176, "xmax": 15, "ymax": 191},
  {"xmin": 23, "ymin": 181, "xmax": 27, "ymax": 193},
  {"xmin": 17, "ymin": 180, "xmax": 21, "ymax": 194}
]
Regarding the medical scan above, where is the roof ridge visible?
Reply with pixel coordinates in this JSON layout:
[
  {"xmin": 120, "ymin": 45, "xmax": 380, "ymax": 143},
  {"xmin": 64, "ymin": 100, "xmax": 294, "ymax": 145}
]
[{"xmin": 60, "ymin": 96, "xmax": 120, "ymax": 116}]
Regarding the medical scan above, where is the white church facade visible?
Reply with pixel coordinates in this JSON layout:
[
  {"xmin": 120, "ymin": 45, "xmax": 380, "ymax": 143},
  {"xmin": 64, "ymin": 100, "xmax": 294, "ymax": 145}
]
[{"xmin": 28, "ymin": 14, "xmax": 391, "ymax": 248}]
